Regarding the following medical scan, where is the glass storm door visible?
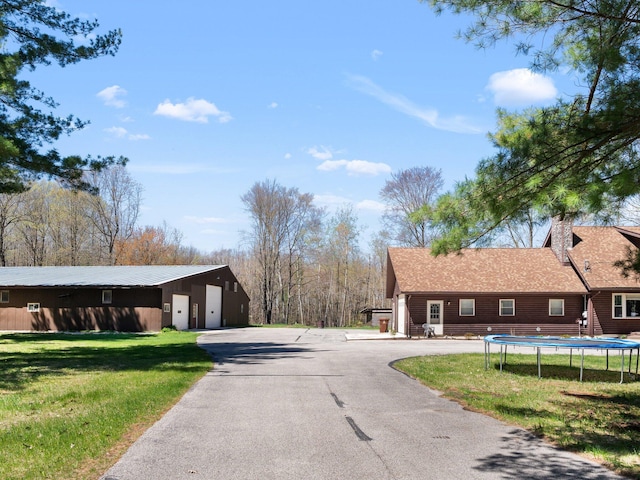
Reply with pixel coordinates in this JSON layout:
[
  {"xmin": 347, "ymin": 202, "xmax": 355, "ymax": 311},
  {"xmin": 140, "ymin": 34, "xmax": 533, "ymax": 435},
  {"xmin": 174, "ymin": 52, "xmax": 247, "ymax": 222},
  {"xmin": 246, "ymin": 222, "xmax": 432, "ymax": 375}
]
[{"xmin": 427, "ymin": 300, "xmax": 443, "ymax": 336}]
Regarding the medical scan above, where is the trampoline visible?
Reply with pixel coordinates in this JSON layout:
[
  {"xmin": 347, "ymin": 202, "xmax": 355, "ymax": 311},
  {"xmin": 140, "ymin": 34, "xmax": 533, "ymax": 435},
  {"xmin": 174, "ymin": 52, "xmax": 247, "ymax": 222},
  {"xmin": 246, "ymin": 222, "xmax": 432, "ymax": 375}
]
[{"xmin": 484, "ymin": 335, "xmax": 640, "ymax": 383}]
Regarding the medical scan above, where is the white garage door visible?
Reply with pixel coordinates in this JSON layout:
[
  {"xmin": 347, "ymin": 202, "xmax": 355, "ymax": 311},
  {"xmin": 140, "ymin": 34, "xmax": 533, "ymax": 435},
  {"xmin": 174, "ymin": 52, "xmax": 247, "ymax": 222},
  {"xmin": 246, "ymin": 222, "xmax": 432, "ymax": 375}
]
[
  {"xmin": 205, "ymin": 285, "xmax": 222, "ymax": 329},
  {"xmin": 172, "ymin": 294, "xmax": 190, "ymax": 330}
]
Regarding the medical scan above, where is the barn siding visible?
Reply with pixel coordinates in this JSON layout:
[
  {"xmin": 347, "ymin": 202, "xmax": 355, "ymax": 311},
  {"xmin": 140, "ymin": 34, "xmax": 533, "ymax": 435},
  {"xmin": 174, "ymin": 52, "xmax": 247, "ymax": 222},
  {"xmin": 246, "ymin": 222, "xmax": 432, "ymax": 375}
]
[
  {"xmin": 0, "ymin": 287, "xmax": 163, "ymax": 331},
  {"xmin": 406, "ymin": 294, "xmax": 585, "ymax": 337},
  {"xmin": 159, "ymin": 267, "xmax": 250, "ymax": 329},
  {"xmin": 0, "ymin": 306, "xmax": 163, "ymax": 331}
]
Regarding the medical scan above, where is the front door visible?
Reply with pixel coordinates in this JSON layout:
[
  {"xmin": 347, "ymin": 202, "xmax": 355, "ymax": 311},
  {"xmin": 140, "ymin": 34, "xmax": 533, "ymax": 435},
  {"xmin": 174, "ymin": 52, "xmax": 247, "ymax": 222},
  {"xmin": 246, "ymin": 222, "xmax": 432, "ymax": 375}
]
[{"xmin": 427, "ymin": 300, "xmax": 443, "ymax": 336}]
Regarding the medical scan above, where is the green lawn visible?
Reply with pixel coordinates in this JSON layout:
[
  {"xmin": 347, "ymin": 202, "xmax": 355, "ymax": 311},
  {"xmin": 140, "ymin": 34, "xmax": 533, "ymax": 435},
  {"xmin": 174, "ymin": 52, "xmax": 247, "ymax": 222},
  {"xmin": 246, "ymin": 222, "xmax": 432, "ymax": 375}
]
[
  {"xmin": 0, "ymin": 331, "xmax": 212, "ymax": 480},
  {"xmin": 394, "ymin": 352, "xmax": 640, "ymax": 479}
]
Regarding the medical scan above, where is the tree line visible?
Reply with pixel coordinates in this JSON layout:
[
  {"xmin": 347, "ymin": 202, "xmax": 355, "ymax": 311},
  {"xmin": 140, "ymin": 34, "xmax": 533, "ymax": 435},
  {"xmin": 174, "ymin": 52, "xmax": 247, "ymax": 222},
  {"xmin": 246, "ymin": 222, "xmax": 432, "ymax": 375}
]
[
  {"xmin": 0, "ymin": 165, "xmax": 179, "ymax": 267},
  {"xmin": 0, "ymin": 167, "xmax": 400, "ymax": 327}
]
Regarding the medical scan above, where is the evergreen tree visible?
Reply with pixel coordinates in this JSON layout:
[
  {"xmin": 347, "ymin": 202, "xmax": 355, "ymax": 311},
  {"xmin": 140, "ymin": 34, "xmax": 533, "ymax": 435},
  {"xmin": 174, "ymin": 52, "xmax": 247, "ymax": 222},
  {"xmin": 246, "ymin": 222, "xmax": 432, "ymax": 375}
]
[
  {"xmin": 423, "ymin": 0, "xmax": 640, "ymax": 255},
  {"xmin": 0, "ymin": 0, "xmax": 124, "ymax": 194}
]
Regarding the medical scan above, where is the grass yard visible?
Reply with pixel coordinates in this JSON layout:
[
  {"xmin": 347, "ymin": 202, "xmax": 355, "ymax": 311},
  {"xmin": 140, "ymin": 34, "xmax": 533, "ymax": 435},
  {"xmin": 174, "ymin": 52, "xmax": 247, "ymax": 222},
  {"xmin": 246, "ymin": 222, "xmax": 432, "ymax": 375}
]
[
  {"xmin": 0, "ymin": 331, "xmax": 212, "ymax": 480},
  {"xmin": 394, "ymin": 352, "xmax": 640, "ymax": 478}
]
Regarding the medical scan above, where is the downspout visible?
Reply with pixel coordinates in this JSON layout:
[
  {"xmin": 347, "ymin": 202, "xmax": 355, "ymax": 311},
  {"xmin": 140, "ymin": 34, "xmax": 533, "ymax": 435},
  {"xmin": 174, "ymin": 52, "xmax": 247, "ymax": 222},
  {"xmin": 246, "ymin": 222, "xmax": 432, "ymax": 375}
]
[
  {"xmin": 406, "ymin": 295, "xmax": 411, "ymax": 338},
  {"xmin": 391, "ymin": 296, "xmax": 396, "ymax": 333}
]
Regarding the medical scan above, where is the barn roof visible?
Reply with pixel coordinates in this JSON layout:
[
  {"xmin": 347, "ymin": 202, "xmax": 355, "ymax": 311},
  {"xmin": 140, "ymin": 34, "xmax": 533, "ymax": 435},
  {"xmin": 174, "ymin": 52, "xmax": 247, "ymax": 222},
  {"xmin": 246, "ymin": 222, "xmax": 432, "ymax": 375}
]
[
  {"xmin": 0, "ymin": 265, "xmax": 227, "ymax": 287},
  {"xmin": 386, "ymin": 247, "xmax": 587, "ymax": 297}
]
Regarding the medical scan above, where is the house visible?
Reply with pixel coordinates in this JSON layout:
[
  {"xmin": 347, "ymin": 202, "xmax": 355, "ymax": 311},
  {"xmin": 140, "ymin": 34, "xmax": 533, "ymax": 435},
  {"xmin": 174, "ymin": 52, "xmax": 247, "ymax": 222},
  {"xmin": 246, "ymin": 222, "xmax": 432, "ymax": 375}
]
[
  {"xmin": 0, "ymin": 265, "xmax": 250, "ymax": 332},
  {"xmin": 547, "ymin": 225, "xmax": 640, "ymax": 336},
  {"xmin": 385, "ymin": 218, "xmax": 640, "ymax": 337}
]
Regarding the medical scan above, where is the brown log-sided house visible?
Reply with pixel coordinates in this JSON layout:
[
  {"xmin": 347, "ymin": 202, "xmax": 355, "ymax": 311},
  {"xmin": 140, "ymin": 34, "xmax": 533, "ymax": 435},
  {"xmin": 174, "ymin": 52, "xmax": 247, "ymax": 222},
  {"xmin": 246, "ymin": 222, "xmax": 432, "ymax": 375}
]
[
  {"xmin": 386, "ymin": 218, "xmax": 640, "ymax": 337},
  {"xmin": 0, "ymin": 265, "xmax": 249, "ymax": 332}
]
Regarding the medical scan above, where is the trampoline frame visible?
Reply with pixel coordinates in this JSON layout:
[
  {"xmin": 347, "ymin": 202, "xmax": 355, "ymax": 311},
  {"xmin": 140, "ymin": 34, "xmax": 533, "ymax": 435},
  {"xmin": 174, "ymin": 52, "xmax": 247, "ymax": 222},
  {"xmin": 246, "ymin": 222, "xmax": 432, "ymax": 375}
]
[{"xmin": 484, "ymin": 335, "xmax": 640, "ymax": 383}]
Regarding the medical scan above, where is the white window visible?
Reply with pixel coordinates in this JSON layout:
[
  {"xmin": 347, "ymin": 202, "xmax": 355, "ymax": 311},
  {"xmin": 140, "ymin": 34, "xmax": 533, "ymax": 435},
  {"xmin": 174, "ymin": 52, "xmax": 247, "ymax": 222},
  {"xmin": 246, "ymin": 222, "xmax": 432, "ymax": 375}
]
[
  {"xmin": 225, "ymin": 281, "xmax": 230, "ymax": 291},
  {"xmin": 614, "ymin": 294, "xmax": 623, "ymax": 318},
  {"xmin": 613, "ymin": 293, "xmax": 640, "ymax": 318},
  {"xmin": 499, "ymin": 299, "xmax": 515, "ymax": 316},
  {"xmin": 0, "ymin": 290, "xmax": 8, "ymax": 303},
  {"xmin": 102, "ymin": 290, "xmax": 112, "ymax": 304},
  {"xmin": 164, "ymin": 303, "xmax": 171, "ymax": 313},
  {"xmin": 459, "ymin": 299, "xmax": 475, "ymax": 316},
  {"xmin": 549, "ymin": 299, "xmax": 565, "ymax": 316},
  {"xmin": 27, "ymin": 303, "xmax": 40, "ymax": 313},
  {"xmin": 234, "ymin": 282, "xmax": 238, "ymax": 293}
]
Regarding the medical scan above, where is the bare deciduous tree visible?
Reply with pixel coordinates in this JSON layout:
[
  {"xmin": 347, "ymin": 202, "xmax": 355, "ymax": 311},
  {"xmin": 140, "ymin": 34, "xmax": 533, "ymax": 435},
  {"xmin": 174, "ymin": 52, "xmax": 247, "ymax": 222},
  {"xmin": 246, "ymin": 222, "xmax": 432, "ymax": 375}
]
[
  {"xmin": 117, "ymin": 222, "xmax": 184, "ymax": 265},
  {"xmin": 0, "ymin": 192, "xmax": 24, "ymax": 266},
  {"xmin": 85, "ymin": 165, "xmax": 142, "ymax": 265},
  {"xmin": 380, "ymin": 166, "xmax": 443, "ymax": 247},
  {"xmin": 48, "ymin": 188, "xmax": 93, "ymax": 265},
  {"xmin": 241, "ymin": 179, "xmax": 321, "ymax": 324},
  {"xmin": 493, "ymin": 210, "xmax": 549, "ymax": 248},
  {"xmin": 324, "ymin": 205, "xmax": 361, "ymax": 327},
  {"xmin": 17, "ymin": 182, "xmax": 53, "ymax": 266}
]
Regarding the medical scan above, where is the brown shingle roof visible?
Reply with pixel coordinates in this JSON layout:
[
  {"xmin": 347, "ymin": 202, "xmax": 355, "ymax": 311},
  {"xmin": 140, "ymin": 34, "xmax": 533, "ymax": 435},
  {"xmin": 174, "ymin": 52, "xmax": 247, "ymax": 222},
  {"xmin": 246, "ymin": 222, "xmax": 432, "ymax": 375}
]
[
  {"xmin": 387, "ymin": 247, "xmax": 587, "ymax": 297},
  {"xmin": 568, "ymin": 226, "xmax": 640, "ymax": 290}
]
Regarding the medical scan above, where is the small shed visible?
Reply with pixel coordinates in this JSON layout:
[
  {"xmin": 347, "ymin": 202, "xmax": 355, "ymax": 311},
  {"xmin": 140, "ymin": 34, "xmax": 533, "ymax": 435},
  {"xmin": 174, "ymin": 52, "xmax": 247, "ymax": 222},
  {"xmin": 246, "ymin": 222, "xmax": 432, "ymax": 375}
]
[
  {"xmin": 0, "ymin": 265, "xmax": 250, "ymax": 332},
  {"xmin": 360, "ymin": 307, "xmax": 392, "ymax": 327}
]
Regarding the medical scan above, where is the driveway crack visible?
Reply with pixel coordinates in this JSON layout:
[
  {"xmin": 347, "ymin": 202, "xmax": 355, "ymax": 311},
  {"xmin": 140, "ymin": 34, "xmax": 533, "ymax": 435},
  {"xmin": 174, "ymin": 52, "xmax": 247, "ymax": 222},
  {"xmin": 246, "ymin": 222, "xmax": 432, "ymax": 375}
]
[
  {"xmin": 331, "ymin": 392, "xmax": 345, "ymax": 408},
  {"xmin": 345, "ymin": 416, "xmax": 372, "ymax": 442}
]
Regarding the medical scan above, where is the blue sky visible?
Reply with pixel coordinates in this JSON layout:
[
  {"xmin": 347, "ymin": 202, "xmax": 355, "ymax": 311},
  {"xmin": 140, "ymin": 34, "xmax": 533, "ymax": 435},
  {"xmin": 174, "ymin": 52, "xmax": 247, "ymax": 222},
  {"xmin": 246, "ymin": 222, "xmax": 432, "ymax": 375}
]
[{"xmin": 40, "ymin": 0, "xmax": 574, "ymax": 252}]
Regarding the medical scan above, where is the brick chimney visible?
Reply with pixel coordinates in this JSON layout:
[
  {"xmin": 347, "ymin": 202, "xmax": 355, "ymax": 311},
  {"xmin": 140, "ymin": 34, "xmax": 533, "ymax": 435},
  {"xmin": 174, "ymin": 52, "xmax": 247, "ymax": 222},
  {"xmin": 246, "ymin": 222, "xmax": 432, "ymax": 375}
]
[{"xmin": 550, "ymin": 216, "xmax": 573, "ymax": 264}]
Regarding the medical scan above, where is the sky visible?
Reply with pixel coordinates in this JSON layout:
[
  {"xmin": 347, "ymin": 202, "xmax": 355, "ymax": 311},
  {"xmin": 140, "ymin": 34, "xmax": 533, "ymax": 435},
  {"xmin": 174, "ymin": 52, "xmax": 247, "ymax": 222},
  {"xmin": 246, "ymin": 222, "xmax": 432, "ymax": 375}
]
[{"xmin": 37, "ymin": 0, "xmax": 579, "ymax": 253}]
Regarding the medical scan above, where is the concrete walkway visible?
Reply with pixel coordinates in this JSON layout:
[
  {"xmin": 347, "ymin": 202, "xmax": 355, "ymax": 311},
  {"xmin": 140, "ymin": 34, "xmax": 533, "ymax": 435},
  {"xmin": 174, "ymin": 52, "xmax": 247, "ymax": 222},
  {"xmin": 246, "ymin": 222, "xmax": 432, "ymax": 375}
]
[{"xmin": 101, "ymin": 328, "xmax": 624, "ymax": 480}]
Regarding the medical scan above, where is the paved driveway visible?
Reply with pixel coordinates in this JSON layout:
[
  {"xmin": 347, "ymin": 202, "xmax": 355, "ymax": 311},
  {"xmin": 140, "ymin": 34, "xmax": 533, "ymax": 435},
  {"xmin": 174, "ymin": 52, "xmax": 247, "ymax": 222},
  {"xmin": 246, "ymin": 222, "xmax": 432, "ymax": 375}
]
[{"xmin": 102, "ymin": 328, "xmax": 623, "ymax": 480}]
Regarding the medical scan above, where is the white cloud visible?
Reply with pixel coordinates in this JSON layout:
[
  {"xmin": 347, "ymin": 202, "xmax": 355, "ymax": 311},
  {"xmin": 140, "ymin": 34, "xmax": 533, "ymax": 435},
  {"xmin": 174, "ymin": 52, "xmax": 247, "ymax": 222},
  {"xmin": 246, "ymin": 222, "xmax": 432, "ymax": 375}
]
[
  {"xmin": 306, "ymin": 145, "xmax": 389, "ymax": 176},
  {"xmin": 313, "ymin": 194, "xmax": 350, "ymax": 208},
  {"xmin": 128, "ymin": 133, "xmax": 151, "ymax": 141},
  {"xmin": 97, "ymin": 85, "xmax": 127, "ymax": 108},
  {"xmin": 371, "ymin": 49, "xmax": 383, "ymax": 61},
  {"xmin": 104, "ymin": 126, "xmax": 150, "ymax": 141},
  {"xmin": 154, "ymin": 97, "xmax": 232, "ymax": 123},
  {"xmin": 284, "ymin": 153, "xmax": 292, "ymax": 159},
  {"xmin": 317, "ymin": 159, "xmax": 391, "ymax": 176},
  {"xmin": 346, "ymin": 74, "xmax": 483, "ymax": 134},
  {"xmin": 356, "ymin": 199, "xmax": 386, "ymax": 212},
  {"xmin": 307, "ymin": 146, "xmax": 333, "ymax": 160},
  {"xmin": 184, "ymin": 216, "xmax": 230, "ymax": 225},
  {"xmin": 313, "ymin": 195, "xmax": 385, "ymax": 213},
  {"xmin": 486, "ymin": 68, "xmax": 558, "ymax": 106},
  {"xmin": 317, "ymin": 160, "xmax": 344, "ymax": 172},
  {"xmin": 104, "ymin": 126, "xmax": 127, "ymax": 138},
  {"xmin": 268, "ymin": 102, "xmax": 278, "ymax": 109}
]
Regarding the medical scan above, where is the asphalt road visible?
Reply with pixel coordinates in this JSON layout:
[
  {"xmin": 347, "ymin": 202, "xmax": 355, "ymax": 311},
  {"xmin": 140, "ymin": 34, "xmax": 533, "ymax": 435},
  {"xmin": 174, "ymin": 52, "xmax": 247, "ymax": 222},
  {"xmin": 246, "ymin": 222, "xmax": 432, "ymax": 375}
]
[{"xmin": 101, "ymin": 328, "xmax": 624, "ymax": 480}]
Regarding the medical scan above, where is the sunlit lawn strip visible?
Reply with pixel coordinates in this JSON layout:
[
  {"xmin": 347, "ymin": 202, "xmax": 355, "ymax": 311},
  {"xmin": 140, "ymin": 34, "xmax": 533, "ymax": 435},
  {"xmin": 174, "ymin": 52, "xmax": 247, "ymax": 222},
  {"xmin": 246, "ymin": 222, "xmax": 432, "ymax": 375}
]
[
  {"xmin": 394, "ymin": 353, "xmax": 640, "ymax": 479},
  {"xmin": 0, "ymin": 331, "xmax": 212, "ymax": 480}
]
